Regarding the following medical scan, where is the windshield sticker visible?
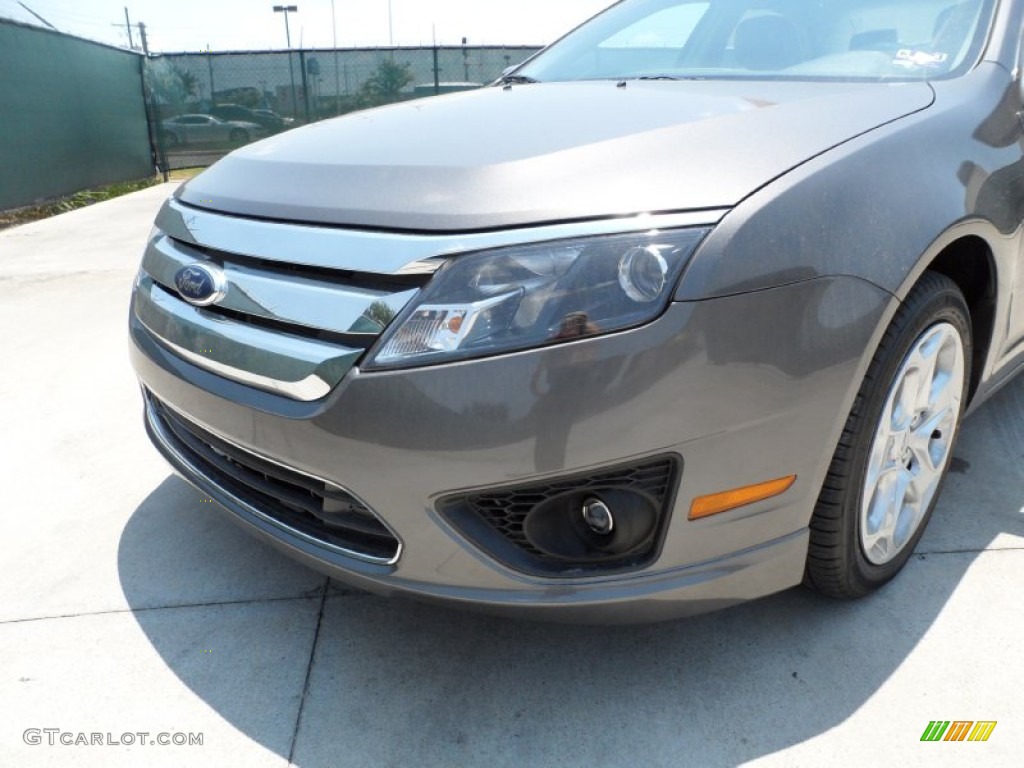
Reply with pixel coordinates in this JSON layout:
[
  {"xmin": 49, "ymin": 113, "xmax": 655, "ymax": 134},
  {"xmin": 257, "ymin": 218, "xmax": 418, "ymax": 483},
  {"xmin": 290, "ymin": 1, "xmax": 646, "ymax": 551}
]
[{"xmin": 893, "ymin": 49, "xmax": 948, "ymax": 69}]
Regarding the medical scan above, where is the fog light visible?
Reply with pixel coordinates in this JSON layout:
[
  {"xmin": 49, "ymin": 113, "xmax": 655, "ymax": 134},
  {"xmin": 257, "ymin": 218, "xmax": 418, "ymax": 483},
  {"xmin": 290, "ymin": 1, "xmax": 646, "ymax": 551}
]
[{"xmin": 581, "ymin": 497, "xmax": 614, "ymax": 535}]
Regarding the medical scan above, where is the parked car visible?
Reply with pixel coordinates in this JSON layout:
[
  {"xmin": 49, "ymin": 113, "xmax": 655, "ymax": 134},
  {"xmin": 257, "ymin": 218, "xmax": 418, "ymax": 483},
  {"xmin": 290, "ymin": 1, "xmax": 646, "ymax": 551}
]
[
  {"xmin": 160, "ymin": 114, "xmax": 266, "ymax": 146},
  {"xmin": 132, "ymin": 0, "xmax": 1019, "ymax": 622},
  {"xmin": 412, "ymin": 82, "xmax": 483, "ymax": 98},
  {"xmin": 251, "ymin": 108, "xmax": 295, "ymax": 131},
  {"xmin": 208, "ymin": 103, "xmax": 294, "ymax": 133}
]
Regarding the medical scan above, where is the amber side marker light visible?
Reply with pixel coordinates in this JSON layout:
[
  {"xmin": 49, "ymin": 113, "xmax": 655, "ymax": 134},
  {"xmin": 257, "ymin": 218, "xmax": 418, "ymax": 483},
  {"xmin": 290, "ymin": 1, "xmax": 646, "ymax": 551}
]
[{"xmin": 689, "ymin": 475, "xmax": 797, "ymax": 520}]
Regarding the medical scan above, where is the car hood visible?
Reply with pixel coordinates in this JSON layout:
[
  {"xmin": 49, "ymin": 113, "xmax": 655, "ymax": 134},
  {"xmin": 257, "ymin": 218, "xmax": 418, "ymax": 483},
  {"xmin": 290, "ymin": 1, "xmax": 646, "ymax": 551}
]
[{"xmin": 177, "ymin": 80, "xmax": 934, "ymax": 232}]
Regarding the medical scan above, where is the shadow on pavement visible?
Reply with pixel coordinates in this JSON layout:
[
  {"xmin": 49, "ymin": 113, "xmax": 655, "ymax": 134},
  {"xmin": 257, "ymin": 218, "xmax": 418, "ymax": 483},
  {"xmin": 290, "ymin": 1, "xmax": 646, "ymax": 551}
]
[{"xmin": 118, "ymin": 378, "xmax": 1024, "ymax": 766}]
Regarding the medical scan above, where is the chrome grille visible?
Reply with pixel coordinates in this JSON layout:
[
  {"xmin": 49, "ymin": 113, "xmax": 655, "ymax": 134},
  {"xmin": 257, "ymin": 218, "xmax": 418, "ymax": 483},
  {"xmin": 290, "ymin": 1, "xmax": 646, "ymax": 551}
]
[{"xmin": 133, "ymin": 199, "xmax": 433, "ymax": 401}]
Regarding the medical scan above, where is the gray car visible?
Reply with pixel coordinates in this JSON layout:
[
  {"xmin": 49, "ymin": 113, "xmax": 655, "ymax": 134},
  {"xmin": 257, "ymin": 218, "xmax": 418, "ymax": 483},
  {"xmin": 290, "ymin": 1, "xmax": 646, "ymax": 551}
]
[
  {"xmin": 160, "ymin": 113, "xmax": 266, "ymax": 146},
  {"xmin": 130, "ymin": 0, "xmax": 1018, "ymax": 622}
]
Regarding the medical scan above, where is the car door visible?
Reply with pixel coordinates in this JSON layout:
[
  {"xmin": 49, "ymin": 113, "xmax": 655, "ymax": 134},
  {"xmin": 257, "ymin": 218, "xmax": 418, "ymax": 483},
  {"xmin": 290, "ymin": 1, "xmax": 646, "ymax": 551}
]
[
  {"xmin": 976, "ymin": 24, "xmax": 1024, "ymax": 374},
  {"xmin": 194, "ymin": 116, "xmax": 221, "ymax": 143},
  {"xmin": 174, "ymin": 115, "xmax": 203, "ymax": 144}
]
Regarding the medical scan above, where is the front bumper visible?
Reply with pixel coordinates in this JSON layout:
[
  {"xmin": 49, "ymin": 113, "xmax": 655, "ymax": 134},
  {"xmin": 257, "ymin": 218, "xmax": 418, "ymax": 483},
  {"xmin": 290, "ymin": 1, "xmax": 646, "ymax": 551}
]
[{"xmin": 130, "ymin": 275, "xmax": 893, "ymax": 622}]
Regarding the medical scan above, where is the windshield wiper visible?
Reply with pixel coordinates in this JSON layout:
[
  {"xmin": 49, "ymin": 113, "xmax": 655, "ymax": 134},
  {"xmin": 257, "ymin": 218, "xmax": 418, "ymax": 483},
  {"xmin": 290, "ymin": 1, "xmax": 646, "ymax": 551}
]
[
  {"xmin": 634, "ymin": 75, "xmax": 688, "ymax": 81},
  {"xmin": 498, "ymin": 74, "xmax": 539, "ymax": 85}
]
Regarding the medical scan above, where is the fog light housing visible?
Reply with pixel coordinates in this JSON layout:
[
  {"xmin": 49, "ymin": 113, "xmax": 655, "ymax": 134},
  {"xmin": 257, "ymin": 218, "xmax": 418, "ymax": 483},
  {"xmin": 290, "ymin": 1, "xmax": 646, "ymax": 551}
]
[{"xmin": 438, "ymin": 455, "xmax": 680, "ymax": 577}]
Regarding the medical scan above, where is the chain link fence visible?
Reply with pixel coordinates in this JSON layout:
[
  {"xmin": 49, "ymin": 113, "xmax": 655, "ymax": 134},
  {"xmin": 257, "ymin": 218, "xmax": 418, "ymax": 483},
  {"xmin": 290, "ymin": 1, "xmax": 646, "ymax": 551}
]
[{"xmin": 144, "ymin": 46, "xmax": 540, "ymax": 171}]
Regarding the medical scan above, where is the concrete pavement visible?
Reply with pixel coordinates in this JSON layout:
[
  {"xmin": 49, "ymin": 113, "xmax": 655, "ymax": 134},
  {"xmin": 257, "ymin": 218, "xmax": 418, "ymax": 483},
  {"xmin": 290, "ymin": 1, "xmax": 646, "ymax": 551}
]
[{"xmin": 1, "ymin": 185, "xmax": 1022, "ymax": 767}]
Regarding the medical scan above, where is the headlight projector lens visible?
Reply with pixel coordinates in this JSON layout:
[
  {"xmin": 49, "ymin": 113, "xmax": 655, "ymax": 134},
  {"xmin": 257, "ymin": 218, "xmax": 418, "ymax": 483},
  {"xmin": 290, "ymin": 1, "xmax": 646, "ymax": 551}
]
[{"xmin": 618, "ymin": 246, "xmax": 669, "ymax": 303}]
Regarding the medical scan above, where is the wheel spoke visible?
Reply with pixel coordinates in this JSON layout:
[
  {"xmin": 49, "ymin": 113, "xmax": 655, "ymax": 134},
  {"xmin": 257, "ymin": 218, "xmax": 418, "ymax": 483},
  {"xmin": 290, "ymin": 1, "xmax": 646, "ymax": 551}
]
[
  {"xmin": 910, "ymin": 406, "xmax": 953, "ymax": 473},
  {"xmin": 890, "ymin": 366, "xmax": 918, "ymax": 433},
  {"xmin": 911, "ymin": 330, "xmax": 943, "ymax": 417},
  {"xmin": 864, "ymin": 428, "xmax": 896, "ymax": 491},
  {"xmin": 907, "ymin": 464, "xmax": 939, "ymax": 533},
  {"xmin": 862, "ymin": 467, "xmax": 914, "ymax": 561}
]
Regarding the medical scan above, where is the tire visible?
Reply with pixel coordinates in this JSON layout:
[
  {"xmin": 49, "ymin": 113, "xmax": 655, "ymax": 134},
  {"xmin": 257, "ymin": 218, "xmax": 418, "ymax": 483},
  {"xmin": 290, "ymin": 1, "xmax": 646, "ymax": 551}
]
[
  {"xmin": 163, "ymin": 132, "xmax": 179, "ymax": 147},
  {"xmin": 229, "ymin": 129, "xmax": 249, "ymax": 143},
  {"xmin": 804, "ymin": 271, "xmax": 972, "ymax": 598}
]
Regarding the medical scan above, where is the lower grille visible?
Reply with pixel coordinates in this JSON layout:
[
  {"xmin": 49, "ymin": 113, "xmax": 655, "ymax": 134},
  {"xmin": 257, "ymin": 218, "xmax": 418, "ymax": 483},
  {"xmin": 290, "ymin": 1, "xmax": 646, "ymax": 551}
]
[{"xmin": 146, "ymin": 394, "xmax": 400, "ymax": 564}]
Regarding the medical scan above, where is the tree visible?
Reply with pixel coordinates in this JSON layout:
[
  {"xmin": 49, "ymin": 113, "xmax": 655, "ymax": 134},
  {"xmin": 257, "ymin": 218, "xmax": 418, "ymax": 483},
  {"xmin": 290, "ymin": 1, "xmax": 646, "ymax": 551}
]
[
  {"xmin": 360, "ymin": 301, "xmax": 397, "ymax": 331},
  {"xmin": 358, "ymin": 59, "xmax": 415, "ymax": 107},
  {"xmin": 144, "ymin": 60, "xmax": 199, "ymax": 105},
  {"xmin": 177, "ymin": 68, "xmax": 199, "ymax": 100}
]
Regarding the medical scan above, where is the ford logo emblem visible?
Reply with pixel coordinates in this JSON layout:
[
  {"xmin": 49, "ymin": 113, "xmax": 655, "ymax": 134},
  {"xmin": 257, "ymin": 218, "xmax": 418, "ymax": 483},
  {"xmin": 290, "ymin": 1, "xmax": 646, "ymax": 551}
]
[{"xmin": 174, "ymin": 263, "xmax": 227, "ymax": 307}]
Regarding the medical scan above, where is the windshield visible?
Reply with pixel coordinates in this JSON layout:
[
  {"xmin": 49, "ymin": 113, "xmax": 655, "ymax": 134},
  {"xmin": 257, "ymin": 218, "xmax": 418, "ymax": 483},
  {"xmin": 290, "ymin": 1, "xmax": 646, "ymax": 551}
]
[{"xmin": 518, "ymin": 0, "xmax": 994, "ymax": 82}]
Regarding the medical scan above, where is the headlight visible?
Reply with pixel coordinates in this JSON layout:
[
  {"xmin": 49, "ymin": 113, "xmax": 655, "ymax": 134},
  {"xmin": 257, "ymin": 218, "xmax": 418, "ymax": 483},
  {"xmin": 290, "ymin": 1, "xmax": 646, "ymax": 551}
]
[{"xmin": 363, "ymin": 228, "xmax": 709, "ymax": 370}]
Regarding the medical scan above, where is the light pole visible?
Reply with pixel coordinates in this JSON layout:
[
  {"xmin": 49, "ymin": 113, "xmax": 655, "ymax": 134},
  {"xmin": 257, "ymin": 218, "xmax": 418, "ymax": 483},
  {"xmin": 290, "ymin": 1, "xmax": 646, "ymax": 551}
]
[
  {"xmin": 331, "ymin": 0, "xmax": 340, "ymax": 114},
  {"xmin": 273, "ymin": 5, "xmax": 299, "ymax": 119},
  {"xmin": 388, "ymin": 0, "xmax": 393, "ymax": 46}
]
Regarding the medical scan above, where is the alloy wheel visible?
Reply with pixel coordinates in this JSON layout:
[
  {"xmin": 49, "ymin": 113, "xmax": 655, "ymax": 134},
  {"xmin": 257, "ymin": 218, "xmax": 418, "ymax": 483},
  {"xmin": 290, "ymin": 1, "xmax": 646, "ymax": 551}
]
[{"xmin": 859, "ymin": 322, "xmax": 965, "ymax": 565}]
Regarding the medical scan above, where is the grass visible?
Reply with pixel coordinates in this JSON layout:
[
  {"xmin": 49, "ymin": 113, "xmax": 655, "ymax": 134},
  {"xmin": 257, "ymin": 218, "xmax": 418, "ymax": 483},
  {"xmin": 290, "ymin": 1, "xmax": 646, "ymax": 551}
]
[
  {"xmin": 0, "ymin": 167, "xmax": 206, "ymax": 231},
  {"xmin": 168, "ymin": 167, "xmax": 205, "ymax": 183}
]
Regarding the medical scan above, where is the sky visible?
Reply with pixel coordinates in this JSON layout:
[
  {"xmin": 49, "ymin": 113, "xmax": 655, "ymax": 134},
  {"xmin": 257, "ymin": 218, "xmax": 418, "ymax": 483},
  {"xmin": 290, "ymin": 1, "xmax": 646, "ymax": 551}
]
[{"xmin": 0, "ymin": 0, "xmax": 614, "ymax": 52}]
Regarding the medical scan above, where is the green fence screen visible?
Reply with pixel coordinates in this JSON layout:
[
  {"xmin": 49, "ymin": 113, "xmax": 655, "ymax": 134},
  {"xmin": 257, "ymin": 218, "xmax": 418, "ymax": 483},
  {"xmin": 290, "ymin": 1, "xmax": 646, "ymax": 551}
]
[{"xmin": 0, "ymin": 20, "xmax": 153, "ymax": 210}]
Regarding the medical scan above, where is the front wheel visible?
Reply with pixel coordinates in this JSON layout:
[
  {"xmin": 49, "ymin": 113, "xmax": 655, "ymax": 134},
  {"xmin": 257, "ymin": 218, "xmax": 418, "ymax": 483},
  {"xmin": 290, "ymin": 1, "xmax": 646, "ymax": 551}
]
[
  {"xmin": 805, "ymin": 271, "xmax": 971, "ymax": 598},
  {"xmin": 229, "ymin": 128, "xmax": 249, "ymax": 143}
]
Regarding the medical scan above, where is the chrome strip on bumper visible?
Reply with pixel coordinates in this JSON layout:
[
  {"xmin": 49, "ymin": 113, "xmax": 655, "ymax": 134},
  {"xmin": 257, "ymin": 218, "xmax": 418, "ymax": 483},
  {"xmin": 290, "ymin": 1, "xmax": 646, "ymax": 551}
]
[
  {"xmin": 144, "ymin": 396, "xmax": 402, "ymax": 566},
  {"xmin": 134, "ymin": 276, "xmax": 361, "ymax": 401}
]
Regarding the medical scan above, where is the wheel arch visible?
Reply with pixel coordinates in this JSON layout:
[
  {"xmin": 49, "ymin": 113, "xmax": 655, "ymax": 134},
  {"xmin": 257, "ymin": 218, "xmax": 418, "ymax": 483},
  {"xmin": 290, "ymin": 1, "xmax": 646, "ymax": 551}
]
[
  {"xmin": 923, "ymin": 235, "xmax": 997, "ymax": 404},
  {"xmin": 892, "ymin": 226, "xmax": 1002, "ymax": 406}
]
